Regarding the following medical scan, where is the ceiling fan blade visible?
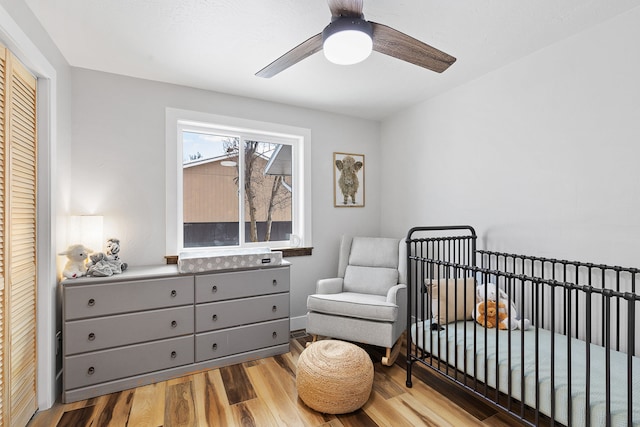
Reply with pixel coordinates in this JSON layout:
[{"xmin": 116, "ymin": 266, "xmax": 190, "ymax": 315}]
[
  {"xmin": 328, "ymin": 0, "xmax": 363, "ymax": 18},
  {"xmin": 255, "ymin": 33, "xmax": 323, "ymax": 78},
  {"xmin": 370, "ymin": 22, "xmax": 456, "ymax": 73}
]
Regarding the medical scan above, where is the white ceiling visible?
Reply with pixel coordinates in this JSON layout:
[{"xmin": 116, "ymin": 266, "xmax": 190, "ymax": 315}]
[{"xmin": 24, "ymin": 0, "xmax": 640, "ymax": 120}]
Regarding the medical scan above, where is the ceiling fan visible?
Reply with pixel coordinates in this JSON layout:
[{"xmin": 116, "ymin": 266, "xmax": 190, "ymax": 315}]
[{"xmin": 256, "ymin": 0, "xmax": 456, "ymax": 78}]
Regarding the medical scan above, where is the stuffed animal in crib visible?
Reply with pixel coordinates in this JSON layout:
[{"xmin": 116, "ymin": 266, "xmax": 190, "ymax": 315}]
[
  {"xmin": 475, "ymin": 283, "xmax": 531, "ymax": 331},
  {"xmin": 475, "ymin": 300, "xmax": 510, "ymax": 329},
  {"xmin": 59, "ymin": 244, "xmax": 91, "ymax": 279}
]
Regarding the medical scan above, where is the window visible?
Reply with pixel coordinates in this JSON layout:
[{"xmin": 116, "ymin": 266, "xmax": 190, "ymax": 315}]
[{"xmin": 166, "ymin": 109, "xmax": 311, "ymax": 254}]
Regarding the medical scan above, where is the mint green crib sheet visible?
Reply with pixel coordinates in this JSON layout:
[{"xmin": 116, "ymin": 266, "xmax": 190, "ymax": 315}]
[{"xmin": 411, "ymin": 321, "xmax": 640, "ymax": 426}]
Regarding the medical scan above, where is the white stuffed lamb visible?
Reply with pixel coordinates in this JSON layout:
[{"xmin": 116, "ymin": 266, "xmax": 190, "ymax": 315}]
[
  {"xmin": 59, "ymin": 244, "xmax": 92, "ymax": 279},
  {"xmin": 475, "ymin": 283, "xmax": 531, "ymax": 331}
]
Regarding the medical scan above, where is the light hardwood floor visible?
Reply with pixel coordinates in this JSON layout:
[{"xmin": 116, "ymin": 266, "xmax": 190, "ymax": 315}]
[{"xmin": 28, "ymin": 332, "xmax": 526, "ymax": 427}]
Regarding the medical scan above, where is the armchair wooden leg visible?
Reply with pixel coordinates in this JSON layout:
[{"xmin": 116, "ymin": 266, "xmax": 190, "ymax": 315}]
[
  {"xmin": 381, "ymin": 339, "xmax": 401, "ymax": 366},
  {"xmin": 305, "ymin": 334, "xmax": 319, "ymax": 348}
]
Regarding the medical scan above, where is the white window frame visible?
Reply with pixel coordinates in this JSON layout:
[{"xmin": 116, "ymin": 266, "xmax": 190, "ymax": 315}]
[{"xmin": 166, "ymin": 108, "xmax": 312, "ymax": 254}]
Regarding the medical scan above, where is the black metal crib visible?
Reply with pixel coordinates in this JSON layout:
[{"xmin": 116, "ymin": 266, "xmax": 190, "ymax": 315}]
[{"xmin": 405, "ymin": 225, "xmax": 640, "ymax": 427}]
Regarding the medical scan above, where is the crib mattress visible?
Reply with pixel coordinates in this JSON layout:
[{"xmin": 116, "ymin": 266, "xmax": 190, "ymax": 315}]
[
  {"xmin": 411, "ymin": 321, "xmax": 640, "ymax": 427},
  {"xmin": 177, "ymin": 248, "xmax": 282, "ymax": 273}
]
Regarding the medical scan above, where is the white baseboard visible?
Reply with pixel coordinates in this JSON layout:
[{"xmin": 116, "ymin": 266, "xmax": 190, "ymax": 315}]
[{"xmin": 290, "ymin": 315, "xmax": 307, "ymax": 332}]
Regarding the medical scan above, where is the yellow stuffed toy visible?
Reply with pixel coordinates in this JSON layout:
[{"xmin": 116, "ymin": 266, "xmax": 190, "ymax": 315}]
[
  {"xmin": 475, "ymin": 283, "xmax": 532, "ymax": 331},
  {"xmin": 475, "ymin": 300, "xmax": 509, "ymax": 330}
]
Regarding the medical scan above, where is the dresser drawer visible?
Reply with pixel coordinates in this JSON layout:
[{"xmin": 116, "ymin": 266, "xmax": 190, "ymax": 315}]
[
  {"xmin": 195, "ymin": 318, "xmax": 289, "ymax": 362},
  {"xmin": 195, "ymin": 293, "xmax": 288, "ymax": 333},
  {"xmin": 65, "ymin": 276, "xmax": 194, "ymax": 320},
  {"xmin": 65, "ymin": 306, "xmax": 194, "ymax": 355},
  {"xmin": 65, "ymin": 335, "xmax": 194, "ymax": 390},
  {"xmin": 195, "ymin": 267, "xmax": 289, "ymax": 303}
]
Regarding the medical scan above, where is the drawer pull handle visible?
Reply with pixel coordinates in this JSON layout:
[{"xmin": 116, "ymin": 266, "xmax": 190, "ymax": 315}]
[
  {"xmin": 88, "ymin": 333, "xmax": 96, "ymax": 341},
  {"xmin": 88, "ymin": 298, "xmax": 95, "ymax": 307},
  {"xmin": 212, "ymin": 314, "xmax": 218, "ymax": 321},
  {"xmin": 212, "ymin": 343, "xmax": 218, "ymax": 351},
  {"xmin": 272, "ymin": 331, "xmax": 278, "ymax": 339},
  {"xmin": 171, "ymin": 321, "xmax": 178, "ymax": 328},
  {"xmin": 272, "ymin": 305, "xmax": 277, "ymax": 312},
  {"xmin": 212, "ymin": 285, "xmax": 218, "ymax": 293},
  {"xmin": 88, "ymin": 366, "xmax": 95, "ymax": 375},
  {"xmin": 171, "ymin": 351, "xmax": 177, "ymax": 359},
  {"xmin": 170, "ymin": 290, "xmax": 177, "ymax": 297},
  {"xmin": 272, "ymin": 279, "xmax": 277, "ymax": 286}
]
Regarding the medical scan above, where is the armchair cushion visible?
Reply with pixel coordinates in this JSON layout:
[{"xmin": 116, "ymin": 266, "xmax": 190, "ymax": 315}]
[
  {"xmin": 348, "ymin": 237, "xmax": 399, "ymax": 269},
  {"xmin": 343, "ymin": 265, "xmax": 399, "ymax": 295},
  {"xmin": 307, "ymin": 292, "xmax": 398, "ymax": 322}
]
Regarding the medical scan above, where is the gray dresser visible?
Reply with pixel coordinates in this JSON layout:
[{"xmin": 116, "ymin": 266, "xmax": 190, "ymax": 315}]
[{"xmin": 62, "ymin": 263, "xmax": 290, "ymax": 403}]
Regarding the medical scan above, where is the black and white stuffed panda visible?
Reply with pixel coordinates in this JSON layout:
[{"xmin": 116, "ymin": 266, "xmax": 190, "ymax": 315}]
[{"xmin": 106, "ymin": 238, "xmax": 128, "ymax": 272}]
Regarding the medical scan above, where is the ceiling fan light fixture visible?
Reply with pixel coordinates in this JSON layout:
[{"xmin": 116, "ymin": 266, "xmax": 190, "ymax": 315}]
[
  {"xmin": 255, "ymin": 0, "xmax": 456, "ymax": 78},
  {"xmin": 322, "ymin": 17, "xmax": 373, "ymax": 65}
]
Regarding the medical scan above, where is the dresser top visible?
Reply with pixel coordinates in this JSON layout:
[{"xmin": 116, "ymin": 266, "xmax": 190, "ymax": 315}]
[
  {"xmin": 61, "ymin": 261, "xmax": 290, "ymax": 287},
  {"xmin": 61, "ymin": 265, "xmax": 181, "ymax": 286}
]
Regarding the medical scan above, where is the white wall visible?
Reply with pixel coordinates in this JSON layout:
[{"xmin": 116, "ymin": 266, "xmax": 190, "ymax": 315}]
[
  {"xmin": 381, "ymin": 6, "xmax": 640, "ymax": 267},
  {"xmin": 70, "ymin": 68, "xmax": 381, "ymax": 322}
]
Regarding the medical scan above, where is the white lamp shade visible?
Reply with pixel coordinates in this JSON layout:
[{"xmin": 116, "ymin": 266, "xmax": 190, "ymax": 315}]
[
  {"xmin": 323, "ymin": 29, "xmax": 373, "ymax": 65},
  {"xmin": 68, "ymin": 215, "xmax": 104, "ymax": 253}
]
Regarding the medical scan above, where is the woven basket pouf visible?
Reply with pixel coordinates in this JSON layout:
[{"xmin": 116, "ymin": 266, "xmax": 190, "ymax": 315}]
[{"xmin": 296, "ymin": 340, "xmax": 374, "ymax": 414}]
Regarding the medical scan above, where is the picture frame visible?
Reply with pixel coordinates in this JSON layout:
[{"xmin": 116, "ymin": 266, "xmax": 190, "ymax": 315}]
[{"xmin": 333, "ymin": 152, "xmax": 365, "ymax": 207}]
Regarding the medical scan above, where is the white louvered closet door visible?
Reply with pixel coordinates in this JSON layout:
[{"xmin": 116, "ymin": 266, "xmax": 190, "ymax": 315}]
[{"xmin": 0, "ymin": 44, "xmax": 38, "ymax": 427}]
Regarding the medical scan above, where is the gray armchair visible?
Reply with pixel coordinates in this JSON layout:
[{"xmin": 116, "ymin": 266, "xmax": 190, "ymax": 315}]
[{"xmin": 306, "ymin": 236, "xmax": 407, "ymax": 366}]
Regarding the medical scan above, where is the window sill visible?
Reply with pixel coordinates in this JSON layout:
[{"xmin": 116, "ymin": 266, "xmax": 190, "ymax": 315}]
[
  {"xmin": 164, "ymin": 247, "xmax": 312, "ymax": 264},
  {"xmin": 276, "ymin": 247, "xmax": 313, "ymax": 257}
]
